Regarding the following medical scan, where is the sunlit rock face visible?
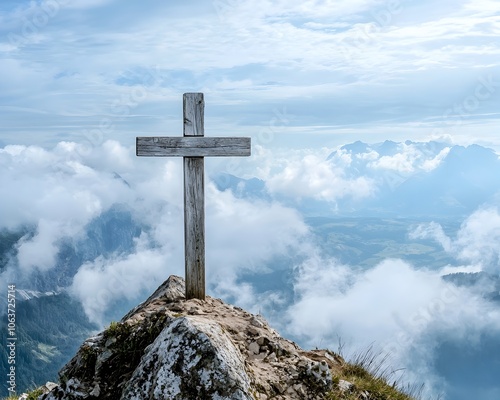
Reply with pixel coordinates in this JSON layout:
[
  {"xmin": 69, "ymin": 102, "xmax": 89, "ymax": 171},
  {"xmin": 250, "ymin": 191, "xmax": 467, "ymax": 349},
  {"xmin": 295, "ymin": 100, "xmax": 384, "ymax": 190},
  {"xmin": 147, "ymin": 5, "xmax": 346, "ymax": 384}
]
[{"xmin": 122, "ymin": 316, "xmax": 252, "ymax": 400}]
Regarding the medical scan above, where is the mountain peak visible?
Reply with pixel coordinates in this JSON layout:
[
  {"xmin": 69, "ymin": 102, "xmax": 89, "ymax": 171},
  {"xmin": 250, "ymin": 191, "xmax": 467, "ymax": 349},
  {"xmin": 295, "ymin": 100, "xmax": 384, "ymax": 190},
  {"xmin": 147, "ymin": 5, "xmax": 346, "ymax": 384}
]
[
  {"xmin": 339, "ymin": 140, "xmax": 370, "ymax": 154},
  {"xmin": 27, "ymin": 276, "xmax": 414, "ymax": 400},
  {"xmin": 374, "ymin": 140, "xmax": 400, "ymax": 156}
]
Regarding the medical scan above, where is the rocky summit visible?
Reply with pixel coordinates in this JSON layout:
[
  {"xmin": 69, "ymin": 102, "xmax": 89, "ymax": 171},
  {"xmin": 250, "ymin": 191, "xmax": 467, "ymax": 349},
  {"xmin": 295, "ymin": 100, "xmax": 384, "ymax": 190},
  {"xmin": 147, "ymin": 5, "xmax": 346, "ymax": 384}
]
[{"xmin": 23, "ymin": 276, "xmax": 398, "ymax": 400}]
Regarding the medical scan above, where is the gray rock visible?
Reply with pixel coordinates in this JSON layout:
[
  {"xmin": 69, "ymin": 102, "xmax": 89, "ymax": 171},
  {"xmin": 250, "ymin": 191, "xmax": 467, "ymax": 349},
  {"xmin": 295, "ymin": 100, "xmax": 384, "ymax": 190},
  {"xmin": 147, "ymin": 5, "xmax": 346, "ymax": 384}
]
[
  {"xmin": 266, "ymin": 352, "xmax": 278, "ymax": 363},
  {"xmin": 338, "ymin": 379, "xmax": 354, "ymax": 392},
  {"xmin": 89, "ymin": 384, "xmax": 101, "ymax": 397},
  {"xmin": 250, "ymin": 316, "xmax": 264, "ymax": 328},
  {"xmin": 121, "ymin": 316, "xmax": 252, "ymax": 400},
  {"xmin": 308, "ymin": 360, "xmax": 333, "ymax": 388},
  {"xmin": 45, "ymin": 382, "xmax": 58, "ymax": 392},
  {"xmin": 121, "ymin": 275, "xmax": 185, "ymax": 321},
  {"xmin": 248, "ymin": 341, "xmax": 261, "ymax": 355},
  {"xmin": 256, "ymin": 336, "xmax": 269, "ymax": 346},
  {"xmin": 247, "ymin": 325, "xmax": 260, "ymax": 336}
]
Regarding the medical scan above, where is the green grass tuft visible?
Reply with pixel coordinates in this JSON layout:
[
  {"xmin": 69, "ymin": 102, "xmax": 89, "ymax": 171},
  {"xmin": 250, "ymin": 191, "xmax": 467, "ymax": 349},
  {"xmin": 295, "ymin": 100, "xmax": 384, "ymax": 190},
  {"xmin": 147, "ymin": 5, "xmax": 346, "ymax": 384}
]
[
  {"xmin": 327, "ymin": 344, "xmax": 436, "ymax": 400},
  {"xmin": 26, "ymin": 388, "xmax": 45, "ymax": 400},
  {"xmin": 2, "ymin": 386, "xmax": 45, "ymax": 400}
]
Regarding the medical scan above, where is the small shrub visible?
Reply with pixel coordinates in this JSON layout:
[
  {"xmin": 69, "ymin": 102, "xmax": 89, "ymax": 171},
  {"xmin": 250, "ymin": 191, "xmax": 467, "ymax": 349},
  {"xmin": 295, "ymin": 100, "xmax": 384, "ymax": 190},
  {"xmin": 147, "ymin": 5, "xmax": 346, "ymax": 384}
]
[{"xmin": 105, "ymin": 321, "xmax": 126, "ymax": 336}]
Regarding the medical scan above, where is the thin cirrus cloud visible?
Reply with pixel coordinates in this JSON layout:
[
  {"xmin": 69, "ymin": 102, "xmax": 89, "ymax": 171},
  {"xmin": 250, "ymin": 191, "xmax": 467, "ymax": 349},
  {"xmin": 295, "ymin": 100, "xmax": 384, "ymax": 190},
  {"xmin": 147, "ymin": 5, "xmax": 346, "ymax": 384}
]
[{"xmin": 0, "ymin": 1, "xmax": 499, "ymax": 149}]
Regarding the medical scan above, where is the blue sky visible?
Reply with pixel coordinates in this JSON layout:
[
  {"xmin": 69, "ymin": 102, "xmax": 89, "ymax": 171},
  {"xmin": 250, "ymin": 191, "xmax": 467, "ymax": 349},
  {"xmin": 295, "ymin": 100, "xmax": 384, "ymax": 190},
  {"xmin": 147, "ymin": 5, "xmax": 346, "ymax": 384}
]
[{"xmin": 1, "ymin": 0, "xmax": 500, "ymax": 150}]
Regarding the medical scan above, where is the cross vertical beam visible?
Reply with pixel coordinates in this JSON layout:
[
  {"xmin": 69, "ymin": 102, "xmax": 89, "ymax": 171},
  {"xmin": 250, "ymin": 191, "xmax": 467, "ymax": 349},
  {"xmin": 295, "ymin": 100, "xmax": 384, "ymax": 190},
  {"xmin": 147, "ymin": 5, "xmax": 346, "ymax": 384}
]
[{"xmin": 183, "ymin": 93, "xmax": 205, "ymax": 300}]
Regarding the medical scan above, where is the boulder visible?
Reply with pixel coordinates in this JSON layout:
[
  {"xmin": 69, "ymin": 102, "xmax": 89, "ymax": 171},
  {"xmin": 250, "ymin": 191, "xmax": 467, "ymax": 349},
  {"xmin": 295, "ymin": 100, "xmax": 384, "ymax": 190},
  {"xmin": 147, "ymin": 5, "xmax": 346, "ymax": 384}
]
[{"xmin": 122, "ymin": 316, "xmax": 251, "ymax": 399}]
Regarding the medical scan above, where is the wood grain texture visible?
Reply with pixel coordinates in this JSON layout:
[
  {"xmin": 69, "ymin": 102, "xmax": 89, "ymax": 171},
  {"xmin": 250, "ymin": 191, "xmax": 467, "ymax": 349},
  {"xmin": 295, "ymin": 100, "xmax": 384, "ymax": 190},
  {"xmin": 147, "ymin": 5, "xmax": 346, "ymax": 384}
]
[
  {"xmin": 184, "ymin": 93, "xmax": 205, "ymax": 300},
  {"xmin": 183, "ymin": 93, "xmax": 204, "ymax": 137},
  {"xmin": 184, "ymin": 157, "xmax": 205, "ymax": 300},
  {"xmin": 136, "ymin": 137, "xmax": 251, "ymax": 157}
]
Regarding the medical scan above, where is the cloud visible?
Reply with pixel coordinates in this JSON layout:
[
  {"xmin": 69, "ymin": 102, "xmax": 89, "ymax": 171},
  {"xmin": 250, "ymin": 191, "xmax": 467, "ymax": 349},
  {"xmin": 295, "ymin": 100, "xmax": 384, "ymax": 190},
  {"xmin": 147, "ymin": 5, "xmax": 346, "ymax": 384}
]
[
  {"xmin": 421, "ymin": 146, "xmax": 451, "ymax": 171},
  {"xmin": 69, "ymin": 183, "xmax": 310, "ymax": 324},
  {"xmin": 367, "ymin": 142, "xmax": 451, "ymax": 173},
  {"xmin": 206, "ymin": 185, "xmax": 309, "ymax": 268},
  {"xmin": 411, "ymin": 206, "xmax": 500, "ymax": 273},
  {"xmin": 70, "ymin": 238, "xmax": 172, "ymax": 326},
  {"xmin": 410, "ymin": 221, "xmax": 453, "ymax": 252},
  {"xmin": 285, "ymin": 255, "xmax": 500, "ymax": 396},
  {"xmin": 0, "ymin": 141, "xmax": 136, "ymax": 278},
  {"xmin": 16, "ymin": 219, "xmax": 67, "ymax": 272},
  {"xmin": 0, "ymin": 139, "xmax": 314, "ymax": 324},
  {"xmin": 287, "ymin": 257, "xmax": 447, "ymax": 346},
  {"xmin": 0, "ymin": 142, "xmax": 145, "ymax": 279},
  {"xmin": 266, "ymin": 153, "xmax": 375, "ymax": 201},
  {"xmin": 206, "ymin": 184, "xmax": 310, "ymax": 309},
  {"xmin": 0, "ymin": 143, "xmax": 127, "ymax": 228},
  {"xmin": 2, "ymin": 1, "xmax": 500, "ymax": 149}
]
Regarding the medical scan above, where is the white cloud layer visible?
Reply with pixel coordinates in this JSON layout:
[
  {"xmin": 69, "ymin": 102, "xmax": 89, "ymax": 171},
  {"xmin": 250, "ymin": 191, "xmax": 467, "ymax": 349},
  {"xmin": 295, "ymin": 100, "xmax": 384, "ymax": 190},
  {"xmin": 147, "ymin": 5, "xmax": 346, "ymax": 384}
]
[
  {"xmin": 286, "ymin": 255, "xmax": 500, "ymax": 396},
  {"xmin": 266, "ymin": 154, "xmax": 375, "ymax": 201},
  {"xmin": 1, "ymin": 139, "xmax": 500, "ymax": 398},
  {"xmin": 0, "ymin": 140, "xmax": 311, "ymax": 324},
  {"xmin": 411, "ymin": 206, "xmax": 500, "ymax": 273}
]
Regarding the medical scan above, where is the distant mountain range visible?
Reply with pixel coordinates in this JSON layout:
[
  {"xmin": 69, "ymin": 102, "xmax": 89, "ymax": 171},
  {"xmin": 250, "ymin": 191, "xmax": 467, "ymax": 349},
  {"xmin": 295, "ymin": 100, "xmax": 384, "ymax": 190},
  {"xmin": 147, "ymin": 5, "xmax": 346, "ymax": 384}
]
[
  {"xmin": 366, "ymin": 142, "xmax": 500, "ymax": 217},
  {"xmin": 0, "ymin": 292, "xmax": 96, "ymax": 397},
  {"xmin": 0, "ymin": 206, "xmax": 140, "ymax": 397},
  {"xmin": 215, "ymin": 140, "xmax": 500, "ymax": 217}
]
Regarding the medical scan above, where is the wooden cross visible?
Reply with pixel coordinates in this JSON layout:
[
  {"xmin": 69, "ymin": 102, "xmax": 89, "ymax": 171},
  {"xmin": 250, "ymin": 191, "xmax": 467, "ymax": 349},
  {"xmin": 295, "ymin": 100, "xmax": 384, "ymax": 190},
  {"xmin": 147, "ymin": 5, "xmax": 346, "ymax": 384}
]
[{"xmin": 136, "ymin": 93, "xmax": 251, "ymax": 300}]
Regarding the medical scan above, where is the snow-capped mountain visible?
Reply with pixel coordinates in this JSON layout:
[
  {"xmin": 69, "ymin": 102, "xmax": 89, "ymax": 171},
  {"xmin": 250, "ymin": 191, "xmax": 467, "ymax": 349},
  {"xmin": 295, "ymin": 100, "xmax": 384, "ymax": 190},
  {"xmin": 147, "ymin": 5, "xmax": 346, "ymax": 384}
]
[{"xmin": 217, "ymin": 141, "xmax": 500, "ymax": 217}]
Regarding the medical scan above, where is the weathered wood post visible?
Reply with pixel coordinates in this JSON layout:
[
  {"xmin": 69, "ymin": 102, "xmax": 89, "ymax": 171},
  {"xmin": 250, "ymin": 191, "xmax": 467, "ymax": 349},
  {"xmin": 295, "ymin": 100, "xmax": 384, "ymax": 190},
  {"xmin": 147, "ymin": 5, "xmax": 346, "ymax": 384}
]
[
  {"xmin": 136, "ymin": 93, "xmax": 251, "ymax": 300},
  {"xmin": 183, "ymin": 93, "xmax": 205, "ymax": 299}
]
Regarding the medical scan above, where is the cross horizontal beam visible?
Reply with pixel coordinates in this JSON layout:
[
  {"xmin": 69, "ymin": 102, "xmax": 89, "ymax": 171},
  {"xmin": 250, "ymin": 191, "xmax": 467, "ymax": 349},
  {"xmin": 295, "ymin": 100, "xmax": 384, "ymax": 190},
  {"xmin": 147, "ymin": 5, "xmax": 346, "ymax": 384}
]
[{"xmin": 136, "ymin": 137, "xmax": 251, "ymax": 157}]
